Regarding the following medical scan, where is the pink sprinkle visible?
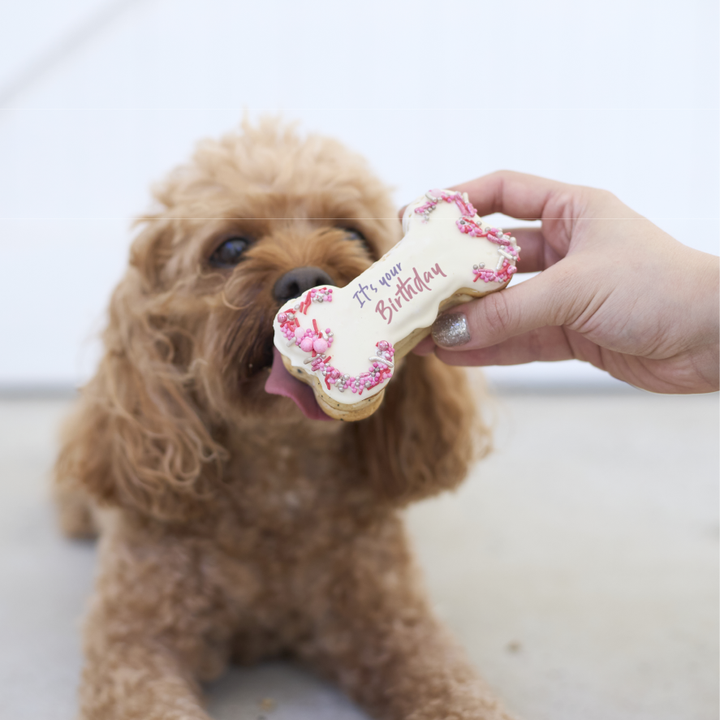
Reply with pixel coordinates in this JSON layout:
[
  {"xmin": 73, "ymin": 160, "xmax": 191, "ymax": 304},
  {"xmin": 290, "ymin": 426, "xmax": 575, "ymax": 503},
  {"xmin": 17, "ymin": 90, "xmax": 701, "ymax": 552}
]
[
  {"xmin": 313, "ymin": 338, "xmax": 328, "ymax": 354},
  {"xmin": 300, "ymin": 337, "xmax": 314, "ymax": 352}
]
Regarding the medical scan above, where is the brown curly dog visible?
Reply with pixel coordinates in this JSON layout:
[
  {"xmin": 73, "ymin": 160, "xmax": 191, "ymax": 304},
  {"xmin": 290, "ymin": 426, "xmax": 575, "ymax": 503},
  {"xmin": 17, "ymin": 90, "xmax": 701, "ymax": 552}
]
[{"xmin": 54, "ymin": 119, "xmax": 514, "ymax": 720}]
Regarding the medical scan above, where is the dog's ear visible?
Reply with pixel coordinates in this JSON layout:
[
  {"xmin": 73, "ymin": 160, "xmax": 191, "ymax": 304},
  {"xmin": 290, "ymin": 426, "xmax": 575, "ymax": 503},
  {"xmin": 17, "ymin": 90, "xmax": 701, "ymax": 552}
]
[
  {"xmin": 345, "ymin": 352, "xmax": 490, "ymax": 504},
  {"xmin": 55, "ymin": 221, "xmax": 227, "ymax": 521}
]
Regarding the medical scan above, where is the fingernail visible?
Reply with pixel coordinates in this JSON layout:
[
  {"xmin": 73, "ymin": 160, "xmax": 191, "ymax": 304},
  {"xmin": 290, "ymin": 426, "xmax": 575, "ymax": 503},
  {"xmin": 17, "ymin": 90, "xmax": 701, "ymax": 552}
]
[{"xmin": 432, "ymin": 313, "xmax": 470, "ymax": 347}]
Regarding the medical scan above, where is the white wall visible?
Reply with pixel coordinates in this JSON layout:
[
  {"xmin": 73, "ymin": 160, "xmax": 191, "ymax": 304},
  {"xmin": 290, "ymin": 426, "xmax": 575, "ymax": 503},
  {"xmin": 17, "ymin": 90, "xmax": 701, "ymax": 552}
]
[{"xmin": 1, "ymin": 0, "xmax": 717, "ymax": 387}]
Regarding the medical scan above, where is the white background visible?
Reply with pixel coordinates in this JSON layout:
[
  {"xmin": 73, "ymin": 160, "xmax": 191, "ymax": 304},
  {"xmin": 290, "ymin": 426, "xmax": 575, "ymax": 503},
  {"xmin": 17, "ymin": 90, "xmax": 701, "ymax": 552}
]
[{"xmin": 0, "ymin": 0, "xmax": 717, "ymax": 388}]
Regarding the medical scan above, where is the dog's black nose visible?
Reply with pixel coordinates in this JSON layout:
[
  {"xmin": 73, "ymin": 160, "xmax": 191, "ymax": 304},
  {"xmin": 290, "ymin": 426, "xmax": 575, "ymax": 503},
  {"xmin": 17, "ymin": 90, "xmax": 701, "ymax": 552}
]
[{"xmin": 273, "ymin": 267, "xmax": 334, "ymax": 303}]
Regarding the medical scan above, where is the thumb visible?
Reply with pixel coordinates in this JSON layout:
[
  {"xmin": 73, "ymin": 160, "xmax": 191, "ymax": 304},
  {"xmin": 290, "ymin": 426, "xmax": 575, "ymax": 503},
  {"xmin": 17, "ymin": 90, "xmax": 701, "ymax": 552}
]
[{"xmin": 432, "ymin": 267, "xmax": 573, "ymax": 350}]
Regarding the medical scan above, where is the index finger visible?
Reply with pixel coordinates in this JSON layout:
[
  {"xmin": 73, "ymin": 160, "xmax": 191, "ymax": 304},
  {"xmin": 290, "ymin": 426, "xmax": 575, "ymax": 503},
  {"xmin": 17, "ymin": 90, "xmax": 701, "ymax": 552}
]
[
  {"xmin": 450, "ymin": 170, "xmax": 572, "ymax": 222},
  {"xmin": 504, "ymin": 227, "xmax": 564, "ymax": 274}
]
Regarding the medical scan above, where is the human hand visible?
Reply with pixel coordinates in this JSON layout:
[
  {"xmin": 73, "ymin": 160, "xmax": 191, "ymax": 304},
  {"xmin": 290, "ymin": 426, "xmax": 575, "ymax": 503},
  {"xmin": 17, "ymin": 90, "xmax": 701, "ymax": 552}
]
[{"xmin": 413, "ymin": 171, "xmax": 719, "ymax": 394}]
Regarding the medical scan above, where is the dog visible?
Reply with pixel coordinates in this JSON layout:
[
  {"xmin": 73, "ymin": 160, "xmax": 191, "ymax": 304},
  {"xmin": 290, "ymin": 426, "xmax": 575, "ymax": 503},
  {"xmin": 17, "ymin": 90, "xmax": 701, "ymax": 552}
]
[{"xmin": 54, "ymin": 119, "xmax": 513, "ymax": 720}]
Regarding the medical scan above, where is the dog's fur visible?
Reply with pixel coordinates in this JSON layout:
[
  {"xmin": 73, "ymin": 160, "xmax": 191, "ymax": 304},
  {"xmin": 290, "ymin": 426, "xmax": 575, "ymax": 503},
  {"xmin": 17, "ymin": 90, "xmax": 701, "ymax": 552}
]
[{"xmin": 54, "ymin": 119, "xmax": 512, "ymax": 720}]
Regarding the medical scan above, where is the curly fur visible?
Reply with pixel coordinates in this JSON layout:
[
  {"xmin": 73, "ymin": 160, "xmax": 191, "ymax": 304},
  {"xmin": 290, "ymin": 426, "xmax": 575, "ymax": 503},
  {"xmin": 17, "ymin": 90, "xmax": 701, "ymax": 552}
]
[{"xmin": 54, "ymin": 119, "xmax": 513, "ymax": 720}]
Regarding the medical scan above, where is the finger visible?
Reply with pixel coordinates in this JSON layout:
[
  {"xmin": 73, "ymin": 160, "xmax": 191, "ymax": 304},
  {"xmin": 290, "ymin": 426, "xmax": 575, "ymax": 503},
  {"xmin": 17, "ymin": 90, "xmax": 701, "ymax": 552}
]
[
  {"xmin": 411, "ymin": 334, "xmax": 436, "ymax": 356},
  {"xmin": 434, "ymin": 326, "xmax": 573, "ymax": 366},
  {"xmin": 450, "ymin": 170, "xmax": 572, "ymax": 221},
  {"xmin": 503, "ymin": 227, "xmax": 564, "ymax": 274},
  {"xmin": 400, "ymin": 170, "xmax": 568, "ymax": 226},
  {"xmin": 432, "ymin": 267, "xmax": 574, "ymax": 351}
]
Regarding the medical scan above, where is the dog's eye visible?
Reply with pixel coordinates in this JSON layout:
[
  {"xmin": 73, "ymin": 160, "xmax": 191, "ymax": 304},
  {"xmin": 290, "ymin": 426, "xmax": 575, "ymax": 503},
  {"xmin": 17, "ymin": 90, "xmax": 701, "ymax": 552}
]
[
  {"xmin": 341, "ymin": 228, "xmax": 367, "ymax": 244},
  {"xmin": 209, "ymin": 237, "xmax": 251, "ymax": 268},
  {"xmin": 340, "ymin": 227, "xmax": 376, "ymax": 258},
  {"xmin": 340, "ymin": 227, "xmax": 375, "ymax": 252}
]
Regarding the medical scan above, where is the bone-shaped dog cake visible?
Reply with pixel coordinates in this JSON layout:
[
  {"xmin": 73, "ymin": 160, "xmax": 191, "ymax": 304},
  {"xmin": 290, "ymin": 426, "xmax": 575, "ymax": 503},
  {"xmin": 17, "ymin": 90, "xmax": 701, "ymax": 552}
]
[{"xmin": 272, "ymin": 189, "xmax": 520, "ymax": 420}]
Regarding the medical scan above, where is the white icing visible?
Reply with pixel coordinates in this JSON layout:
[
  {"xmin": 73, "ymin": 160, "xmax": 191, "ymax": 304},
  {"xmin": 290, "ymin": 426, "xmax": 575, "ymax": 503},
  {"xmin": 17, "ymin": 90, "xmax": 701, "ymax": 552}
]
[{"xmin": 273, "ymin": 191, "xmax": 519, "ymax": 406}]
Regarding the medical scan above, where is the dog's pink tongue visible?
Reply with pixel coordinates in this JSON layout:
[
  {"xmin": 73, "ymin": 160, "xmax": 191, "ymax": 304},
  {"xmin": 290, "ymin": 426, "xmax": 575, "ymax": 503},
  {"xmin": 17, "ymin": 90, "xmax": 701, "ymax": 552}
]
[{"xmin": 265, "ymin": 347, "xmax": 332, "ymax": 421}]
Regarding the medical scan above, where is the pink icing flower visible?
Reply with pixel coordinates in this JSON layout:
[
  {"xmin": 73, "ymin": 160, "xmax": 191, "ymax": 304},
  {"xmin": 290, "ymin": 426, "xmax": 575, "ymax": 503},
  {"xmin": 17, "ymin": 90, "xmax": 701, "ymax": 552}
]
[{"xmin": 276, "ymin": 290, "xmax": 396, "ymax": 397}]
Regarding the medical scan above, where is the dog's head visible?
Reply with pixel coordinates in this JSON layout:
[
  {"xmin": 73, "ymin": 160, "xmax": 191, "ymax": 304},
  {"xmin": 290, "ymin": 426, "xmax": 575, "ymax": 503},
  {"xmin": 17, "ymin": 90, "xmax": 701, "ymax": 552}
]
[
  {"xmin": 57, "ymin": 120, "xmax": 487, "ymax": 519},
  {"xmin": 122, "ymin": 120, "xmax": 398, "ymax": 422}
]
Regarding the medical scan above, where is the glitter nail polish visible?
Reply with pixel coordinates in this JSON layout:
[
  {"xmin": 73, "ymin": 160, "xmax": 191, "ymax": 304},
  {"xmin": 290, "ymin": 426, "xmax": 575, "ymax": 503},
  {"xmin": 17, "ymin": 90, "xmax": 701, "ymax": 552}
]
[{"xmin": 432, "ymin": 313, "xmax": 470, "ymax": 348}]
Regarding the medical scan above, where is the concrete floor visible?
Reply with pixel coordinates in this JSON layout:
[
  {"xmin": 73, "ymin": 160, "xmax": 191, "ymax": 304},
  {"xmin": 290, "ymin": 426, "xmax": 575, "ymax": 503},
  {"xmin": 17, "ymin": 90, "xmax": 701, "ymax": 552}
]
[{"xmin": 0, "ymin": 390, "xmax": 717, "ymax": 720}]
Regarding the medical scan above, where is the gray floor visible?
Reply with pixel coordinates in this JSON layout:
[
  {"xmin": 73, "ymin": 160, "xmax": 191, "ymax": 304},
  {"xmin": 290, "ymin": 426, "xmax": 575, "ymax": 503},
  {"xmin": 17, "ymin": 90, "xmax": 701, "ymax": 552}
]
[{"xmin": 0, "ymin": 390, "xmax": 717, "ymax": 720}]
